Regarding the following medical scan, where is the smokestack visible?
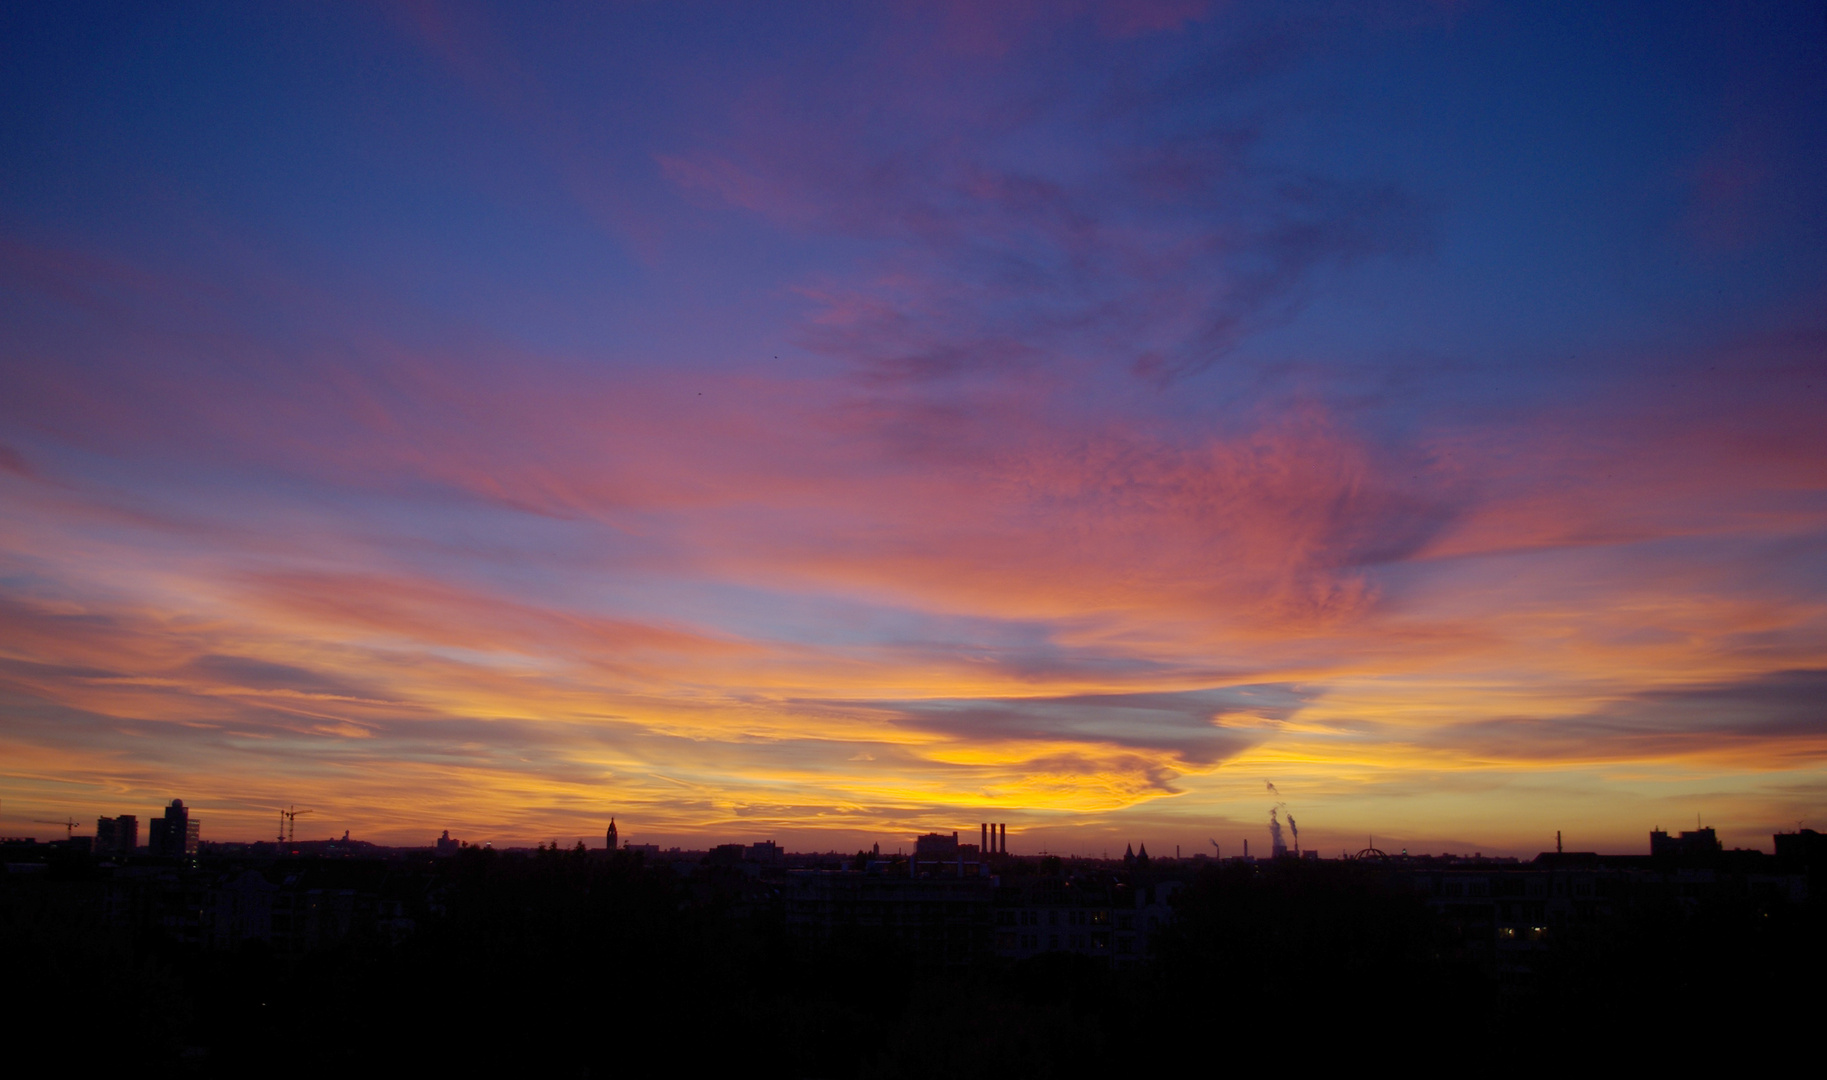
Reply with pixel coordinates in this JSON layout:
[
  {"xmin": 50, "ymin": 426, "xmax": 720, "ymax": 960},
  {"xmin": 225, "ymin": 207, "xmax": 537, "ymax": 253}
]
[
  {"xmin": 999, "ymin": 823, "xmax": 1006, "ymax": 854},
  {"xmin": 1288, "ymin": 814, "xmax": 1300, "ymax": 857},
  {"xmin": 1557, "ymin": 830, "xmax": 1562, "ymax": 854},
  {"xmin": 982, "ymin": 822, "xmax": 987, "ymax": 853}
]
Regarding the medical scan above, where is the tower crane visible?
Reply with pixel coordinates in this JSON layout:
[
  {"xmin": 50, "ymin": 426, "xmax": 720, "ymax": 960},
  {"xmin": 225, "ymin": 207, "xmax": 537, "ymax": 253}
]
[
  {"xmin": 277, "ymin": 806, "xmax": 312, "ymax": 845},
  {"xmin": 33, "ymin": 817, "xmax": 80, "ymax": 839}
]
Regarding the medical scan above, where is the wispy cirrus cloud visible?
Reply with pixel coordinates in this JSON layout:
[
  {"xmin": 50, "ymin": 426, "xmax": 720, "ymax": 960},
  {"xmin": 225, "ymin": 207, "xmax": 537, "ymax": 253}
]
[
  {"xmin": 856, "ymin": 685, "xmax": 1305, "ymax": 767},
  {"xmin": 660, "ymin": 65, "xmax": 1429, "ymax": 386},
  {"xmin": 1406, "ymin": 670, "xmax": 1827, "ymax": 769}
]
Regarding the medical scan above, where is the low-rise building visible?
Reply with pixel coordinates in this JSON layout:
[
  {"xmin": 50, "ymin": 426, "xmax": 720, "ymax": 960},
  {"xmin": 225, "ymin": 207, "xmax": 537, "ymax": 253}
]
[
  {"xmin": 992, "ymin": 878, "xmax": 1181, "ymax": 967},
  {"xmin": 784, "ymin": 871, "xmax": 993, "ymax": 967}
]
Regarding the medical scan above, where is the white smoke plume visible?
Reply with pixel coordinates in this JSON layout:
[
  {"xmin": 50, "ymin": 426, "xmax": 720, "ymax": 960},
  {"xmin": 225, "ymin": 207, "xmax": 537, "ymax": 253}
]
[{"xmin": 1269, "ymin": 807, "xmax": 1287, "ymax": 858}]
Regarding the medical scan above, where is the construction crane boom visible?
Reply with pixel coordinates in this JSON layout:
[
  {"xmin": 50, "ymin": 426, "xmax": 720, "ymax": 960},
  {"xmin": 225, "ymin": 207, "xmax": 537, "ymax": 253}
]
[
  {"xmin": 33, "ymin": 817, "xmax": 80, "ymax": 838},
  {"xmin": 277, "ymin": 805, "xmax": 313, "ymax": 845}
]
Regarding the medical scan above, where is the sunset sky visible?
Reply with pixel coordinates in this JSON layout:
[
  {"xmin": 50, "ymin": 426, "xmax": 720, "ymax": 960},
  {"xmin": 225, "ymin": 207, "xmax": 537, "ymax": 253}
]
[{"xmin": 2, "ymin": 2, "xmax": 1823, "ymax": 856}]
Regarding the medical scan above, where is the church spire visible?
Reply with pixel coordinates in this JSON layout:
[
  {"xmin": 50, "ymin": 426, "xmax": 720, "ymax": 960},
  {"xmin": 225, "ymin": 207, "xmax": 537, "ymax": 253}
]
[{"xmin": 606, "ymin": 817, "xmax": 618, "ymax": 851}]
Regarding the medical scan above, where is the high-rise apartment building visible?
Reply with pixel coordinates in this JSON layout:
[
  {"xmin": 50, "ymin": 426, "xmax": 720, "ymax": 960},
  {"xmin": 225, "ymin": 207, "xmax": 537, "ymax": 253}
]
[
  {"xmin": 148, "ymin": 799, "xmax": 199, "ymax": 857},
  {"xmin": 94, "ymin": 814, "xmax": 138, "ymax": 856}
]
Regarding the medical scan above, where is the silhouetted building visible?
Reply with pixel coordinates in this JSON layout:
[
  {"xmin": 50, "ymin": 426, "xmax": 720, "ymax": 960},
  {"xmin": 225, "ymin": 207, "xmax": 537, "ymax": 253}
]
[
  {"xmin": 1650, "ymin": 827, "xmax": 1720, "ymax": 857},
  {"xmin": 706, "ymin": 843, "xmax": 748, "ymax": 865},
  {"xmin": 912, "ymin": 831, "xmax": 984, "ymax": 876},
  {"xmin": 606, "ymin": 818, "xmax": 617, "ymax": 851},
  {"xmin": 786, "ymin": 873, "xmax": 993, "ymax": 966},
  {"xmin": 435, "ymin": 830, "xmax": 460, "ymax": 856},
  {"xmin": 148, "ymin": 799, "xmax": 199, "ymax": 857},
  {"xmin": 993, "ymin": 879, "xmax": 1180, "ymax": 967},
  {"xmin": 205, "ymin": 866, "xmax": 412, "ymax": 953},
  {"xmin": 95, "ymin": 814, "xmax": 138, "ymax": 857},
  {"xmin": 1774, "ymin": 829, "xmax": 1825, "ymax": 887},
  {"xmin": 916, "ymin": 832, "xmax": 960, "ymax": 859},
  {"xmin": 1773, "ymin": 828, "xmax": 1823, "ymax": 863}
]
